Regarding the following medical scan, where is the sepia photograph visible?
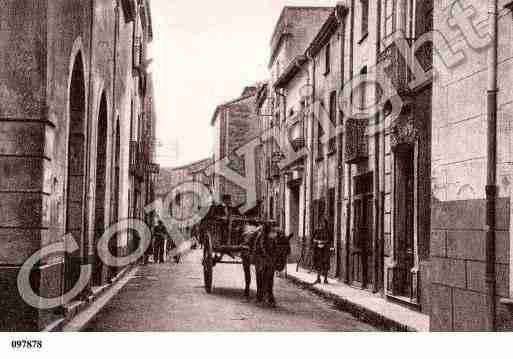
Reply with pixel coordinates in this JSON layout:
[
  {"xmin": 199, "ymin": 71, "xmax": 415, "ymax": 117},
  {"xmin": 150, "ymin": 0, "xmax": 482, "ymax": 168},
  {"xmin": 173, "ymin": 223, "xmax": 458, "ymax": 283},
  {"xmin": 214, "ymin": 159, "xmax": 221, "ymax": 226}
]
[{"xmin": 1, "ymin": 0, "xmax": 513, "ymax": 356}]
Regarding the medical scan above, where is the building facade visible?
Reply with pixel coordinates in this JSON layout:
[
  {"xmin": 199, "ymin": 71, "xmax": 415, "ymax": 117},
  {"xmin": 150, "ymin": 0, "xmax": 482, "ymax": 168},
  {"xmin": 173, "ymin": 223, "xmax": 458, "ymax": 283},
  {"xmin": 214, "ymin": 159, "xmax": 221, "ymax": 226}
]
[
  {"xmin": 155, "ymin": 158, "xmax": 213, "ymax": 231},
  {"xmin": 263, "ymin": 7, "xmax": 333, "ymax": 261},
  {"xmin": 208, "ymin": 0, "xmax": 513, "ymax": 331},
  {"xmin": 211, "ymin": 85, "xmax": 260, "ymax": 208},
  {"xmin": 258, "ymin": 0, "xmax": 513, "ymax": 331},
  {"xmin": 258, "ymin": 0, "xmax": 434, "ymax": 320},
  {"xmin": 0, "ymin": 0, "xmax": 157, "ymax": 331}
]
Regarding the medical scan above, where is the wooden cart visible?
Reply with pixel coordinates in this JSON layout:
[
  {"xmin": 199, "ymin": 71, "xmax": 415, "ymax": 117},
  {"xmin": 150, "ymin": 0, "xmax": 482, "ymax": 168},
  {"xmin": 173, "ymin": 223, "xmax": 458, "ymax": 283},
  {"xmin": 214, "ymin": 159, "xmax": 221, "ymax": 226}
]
[{"xmin": 199, "ymin": 203, "xmax": 273, "ymax": 293}]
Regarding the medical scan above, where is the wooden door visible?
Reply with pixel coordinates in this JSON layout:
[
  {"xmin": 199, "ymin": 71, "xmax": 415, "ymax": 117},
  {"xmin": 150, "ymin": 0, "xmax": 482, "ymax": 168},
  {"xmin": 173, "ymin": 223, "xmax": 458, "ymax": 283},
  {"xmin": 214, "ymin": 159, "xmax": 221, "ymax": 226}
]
[{"xmin": 352, "ymin": 193, "xmax": 373, "ymax": 288}]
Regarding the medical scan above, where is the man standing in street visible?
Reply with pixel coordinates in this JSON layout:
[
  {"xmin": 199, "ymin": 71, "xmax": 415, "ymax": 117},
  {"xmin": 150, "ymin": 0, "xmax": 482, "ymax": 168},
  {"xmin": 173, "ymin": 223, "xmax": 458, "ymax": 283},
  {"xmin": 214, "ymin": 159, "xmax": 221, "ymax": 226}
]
[
  {"xmin": 312, "ymin": 219, "xmax": 333, "ymax": 284},
  {"xmin": 153, "ymin": 220, "xmax": 168, "ymax": 264}
]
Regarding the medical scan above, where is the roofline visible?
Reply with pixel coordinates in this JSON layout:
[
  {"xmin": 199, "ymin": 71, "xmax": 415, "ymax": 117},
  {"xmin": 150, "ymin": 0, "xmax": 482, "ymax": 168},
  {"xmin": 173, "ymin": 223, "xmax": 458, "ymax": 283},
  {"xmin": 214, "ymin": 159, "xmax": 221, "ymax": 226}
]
[
  {"xmin": 273, "ymin": 4, "xmax": 349, "ymax": 89},
  {"xmin": 274, "ymin": 55, "xmax": 308, "ymax": 89},
  {"xmin": 306, "ymin": 4, "xmax": 349, "ymax": 58},
  {"xmin": 210, "ymin": 93, "xmax": 256, "ymax": 126},
  {"xmin": 255, "ymin": 83, "xmax": 269, "ymax": 107},
  {"xmin": 268, "ymin": 6, "xmax": 334, "ymax": 69},
  {"xmin": 167, "ymin": 157, "xmax": 213, "ymax": 173},
  {"xmin": 269, "ymin": 6, "xmax": 334, "ymax": 47}
]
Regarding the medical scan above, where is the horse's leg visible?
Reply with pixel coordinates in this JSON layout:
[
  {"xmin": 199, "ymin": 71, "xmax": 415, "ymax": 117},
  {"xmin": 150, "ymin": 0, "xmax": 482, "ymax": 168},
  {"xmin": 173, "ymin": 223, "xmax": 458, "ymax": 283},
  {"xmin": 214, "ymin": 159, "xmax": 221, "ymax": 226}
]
[
  {"xmin": 242, "ymin": 256, "xmax": 251, "ymax": 299},
  {"xmin": 255, "ymin": 264, "xmax": 263, "ymax": 302},
  {"xmin": 262, "ymin": 266, "xmax": 275, "ymax": 307},
  {"xmin": 267, "ymin": 267, "xmax": 276, "ymax": 307}
]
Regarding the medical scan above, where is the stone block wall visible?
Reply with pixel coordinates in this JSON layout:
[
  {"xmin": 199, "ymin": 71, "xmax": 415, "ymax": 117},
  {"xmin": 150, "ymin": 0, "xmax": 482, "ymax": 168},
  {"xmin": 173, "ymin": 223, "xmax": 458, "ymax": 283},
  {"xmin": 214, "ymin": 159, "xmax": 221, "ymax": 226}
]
[
  {"xmin": 0, "ymin": 0, "xmax": 154, "ymax": 330},
  {"xmin": 430, "ymin": 0, "xmax": 513, "ymax": 331}
]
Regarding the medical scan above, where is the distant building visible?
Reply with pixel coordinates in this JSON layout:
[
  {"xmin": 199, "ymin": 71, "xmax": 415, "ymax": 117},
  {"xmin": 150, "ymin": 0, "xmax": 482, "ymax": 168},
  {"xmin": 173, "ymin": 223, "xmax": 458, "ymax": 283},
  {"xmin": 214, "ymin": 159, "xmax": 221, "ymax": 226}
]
[
  {"xmin": 155, "ymin": 158, "xmax": 213, "ymax": 230},
  {"xmin": 211, "ymin": 85, "xmax": 261, "ymax": 208}
]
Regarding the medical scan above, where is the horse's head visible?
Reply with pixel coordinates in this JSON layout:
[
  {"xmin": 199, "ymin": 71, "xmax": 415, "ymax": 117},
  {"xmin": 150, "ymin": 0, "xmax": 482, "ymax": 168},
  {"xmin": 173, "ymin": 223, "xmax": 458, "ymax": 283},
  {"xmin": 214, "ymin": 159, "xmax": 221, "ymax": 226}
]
[{"xmin": 268, "ymin": 227, "xmax": 292, "ymax": 272}]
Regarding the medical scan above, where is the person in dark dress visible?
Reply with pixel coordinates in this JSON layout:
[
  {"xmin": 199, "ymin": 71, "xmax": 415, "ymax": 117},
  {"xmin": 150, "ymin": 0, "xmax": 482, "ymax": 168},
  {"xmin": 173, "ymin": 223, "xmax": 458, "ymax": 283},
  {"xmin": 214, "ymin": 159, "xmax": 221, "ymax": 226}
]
[
  {"xmin": 142, "ymin": 215, "xmax": 154, "ymax": 265},
  {"xmin": 312, "ymin": 219, "xmax": 332, "ymax": 284},
  {"xmin": 153, "ymin": 220, "xmax": 168, "ymax": 264}
]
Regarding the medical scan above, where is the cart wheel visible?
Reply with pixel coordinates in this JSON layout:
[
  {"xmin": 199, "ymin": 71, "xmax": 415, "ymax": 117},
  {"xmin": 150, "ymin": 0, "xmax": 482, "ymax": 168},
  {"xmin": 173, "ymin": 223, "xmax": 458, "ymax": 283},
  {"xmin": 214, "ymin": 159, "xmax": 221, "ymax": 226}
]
[{"xmin": 203, "ymin": 233, "xmax": 213, "ymax": 293}]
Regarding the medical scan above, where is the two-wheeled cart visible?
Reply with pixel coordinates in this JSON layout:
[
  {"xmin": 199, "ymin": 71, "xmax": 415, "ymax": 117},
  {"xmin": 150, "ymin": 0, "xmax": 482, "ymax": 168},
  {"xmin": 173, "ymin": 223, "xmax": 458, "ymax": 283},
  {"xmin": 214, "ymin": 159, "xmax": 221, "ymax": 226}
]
[{"xmin": 199, "ymin": 203, "xmax": 272, "ymax": 293}]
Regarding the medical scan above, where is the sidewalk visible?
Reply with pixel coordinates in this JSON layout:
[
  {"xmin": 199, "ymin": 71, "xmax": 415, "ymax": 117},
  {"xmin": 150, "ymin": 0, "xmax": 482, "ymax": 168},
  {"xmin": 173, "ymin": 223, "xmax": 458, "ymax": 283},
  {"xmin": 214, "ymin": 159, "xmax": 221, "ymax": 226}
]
[
  {"xmin": 46, "ymin": 239, "xmax": 195, "ymax": 332},
  {"xmin": 285, "ymin": 264, "xmax": 430, "ymax": 332}
]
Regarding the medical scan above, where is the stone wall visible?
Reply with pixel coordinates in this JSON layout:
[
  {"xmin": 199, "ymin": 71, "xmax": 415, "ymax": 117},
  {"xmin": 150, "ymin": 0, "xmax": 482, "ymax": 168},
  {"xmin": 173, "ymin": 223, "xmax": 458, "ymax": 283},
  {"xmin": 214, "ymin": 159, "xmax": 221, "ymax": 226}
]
[
  {"xmin": 430, "ymin": 0, "xmax": 513, "ymax": 331},
  {"xmin": 0, "ymin": 0, "xmax": 154, "ymax": 331}
]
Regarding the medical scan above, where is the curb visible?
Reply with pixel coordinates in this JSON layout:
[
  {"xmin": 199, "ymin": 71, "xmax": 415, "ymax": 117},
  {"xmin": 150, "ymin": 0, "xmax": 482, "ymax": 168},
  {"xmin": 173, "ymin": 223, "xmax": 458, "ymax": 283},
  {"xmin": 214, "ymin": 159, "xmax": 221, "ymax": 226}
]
[
  {"xmin": 285, "ymin": 274, "xmax": 417, "ymax": 332},
  {"xmin": 44, "ymin": 265, "xmax": 138, "ymax": 332}
]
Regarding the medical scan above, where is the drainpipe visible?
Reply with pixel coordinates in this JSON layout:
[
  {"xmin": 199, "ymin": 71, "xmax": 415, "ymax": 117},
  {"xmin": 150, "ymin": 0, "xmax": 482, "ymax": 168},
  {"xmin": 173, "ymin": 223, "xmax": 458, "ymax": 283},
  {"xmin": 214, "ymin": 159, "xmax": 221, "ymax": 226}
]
[
  {"xmin": 372, "ymin": 0, "xmax": 383, "ymax": 293},
  {"xmin": 335, "ymin": 6, "xmax": 347, "ymax": 279},
  {"xmin": 296, "ymin": 61, "xmax": 311, "ymax": 266},
  {"xmin": 274, "ymin": 88, "xmax": 287, "ymax": 228},
  {"xmin": 307, "ymin": 51, "xmax": 316, "ymax": 252},
  {"xmin": 485, "ymin": 0, "xmax": 498, "ymax": 332},
  {"xmin": 344, "ymin": 0, "xmax": 355, "ymax": 285}
]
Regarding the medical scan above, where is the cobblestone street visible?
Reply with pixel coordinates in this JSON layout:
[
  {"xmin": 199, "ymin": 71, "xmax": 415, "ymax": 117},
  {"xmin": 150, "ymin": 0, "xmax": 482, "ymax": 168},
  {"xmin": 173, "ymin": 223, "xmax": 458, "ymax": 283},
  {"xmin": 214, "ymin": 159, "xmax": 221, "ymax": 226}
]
[{"xmin": 85, "ymin": 250, "xmax": 376, "ymax": 331}]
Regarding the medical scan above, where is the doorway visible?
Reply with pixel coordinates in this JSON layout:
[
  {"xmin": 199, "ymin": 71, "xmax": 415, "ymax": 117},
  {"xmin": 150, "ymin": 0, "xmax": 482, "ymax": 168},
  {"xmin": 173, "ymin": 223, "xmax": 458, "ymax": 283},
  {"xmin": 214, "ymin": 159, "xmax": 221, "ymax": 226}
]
[
  {"xmin": 393, "ymin": 148, "xmax": 415, "ymax": 298},
  {"xmin": 109, "ymin": 120, "xmax": 121, "ymax": 278},
  {"xmin": 289, "ymin": 185, "xmax": 300, "ymax": 237},
  {"xmin": 65, "ymin": 52, "xmax": 86, "ymax": 293},
  {"xmin": 93, "ymin": 93, "xmax": 108, "ymax": 286},
  {"xmin": 351, "ymin": 172, "xmax": 374, "ymax": 289}
]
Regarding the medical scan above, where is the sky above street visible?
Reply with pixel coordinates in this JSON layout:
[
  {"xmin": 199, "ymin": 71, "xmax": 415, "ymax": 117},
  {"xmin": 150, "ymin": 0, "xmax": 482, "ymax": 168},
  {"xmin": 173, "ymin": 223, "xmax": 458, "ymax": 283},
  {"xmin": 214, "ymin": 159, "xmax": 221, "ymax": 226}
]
[{"xmin": 149, "ymin": 0, "xmax": 335, "ymax": 168}]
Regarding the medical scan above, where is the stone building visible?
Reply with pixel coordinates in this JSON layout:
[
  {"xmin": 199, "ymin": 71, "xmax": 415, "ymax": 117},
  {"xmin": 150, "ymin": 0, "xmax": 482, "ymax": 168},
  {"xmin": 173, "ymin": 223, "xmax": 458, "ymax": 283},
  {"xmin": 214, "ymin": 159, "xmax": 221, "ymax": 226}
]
[
  {"xmin": 0, "ymin": 0, "xmax": 157, "ymax": 331},
  {"xmin": 260, "ymin": 0, "xmax": 513, "ymax": 331},
  {"xmin": 429, "ymin": 0, "xmax": 513, "ymax": 331},
  {"xmin": 259, "ymin": 0, "xmax": 434, "ymax": 317},
  {"xmin": 155, "ymin": 158, "xmax": 213, "ymax": 230},
  {"xmin": 211, "ymin": 85, "xmax": 261, "ymax": 208},
  {"xmin": 262, "ymin": 6, "xmax": 333, "ymax": 262},
  {"xmin": 340, "ymin": 0, "xmax": 433, "ymax": 312}
]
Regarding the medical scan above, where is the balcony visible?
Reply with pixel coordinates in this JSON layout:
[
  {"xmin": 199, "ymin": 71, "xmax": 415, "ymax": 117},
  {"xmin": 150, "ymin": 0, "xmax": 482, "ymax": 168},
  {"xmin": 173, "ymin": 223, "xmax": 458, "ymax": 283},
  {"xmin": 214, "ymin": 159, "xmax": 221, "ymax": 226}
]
[
  {"xmin": 344, "ymin": 118, "xmax": 368, "ymax": 164},
  {"xmin": 287, "ymin": 119, "xmax": 306, "ymax": 152},
  {"xmin": 378, "ymin": 32, "xmax": 433, "ymax": 95},
  {"xmin": 377, "ymin": 41, "xmax": 410, "ymax": 95},
  {"xmin": 327, "ymin": 137, "xmax": 337, "ymax": 155}
]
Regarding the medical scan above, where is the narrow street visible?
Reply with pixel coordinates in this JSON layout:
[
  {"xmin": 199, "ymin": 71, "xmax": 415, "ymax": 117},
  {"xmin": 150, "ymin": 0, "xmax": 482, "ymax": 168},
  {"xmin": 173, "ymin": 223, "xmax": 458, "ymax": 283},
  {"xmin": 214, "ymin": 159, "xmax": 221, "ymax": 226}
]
[{"xmin": 85, "ymin": 249, "xmax": 376, "ymax": 331}]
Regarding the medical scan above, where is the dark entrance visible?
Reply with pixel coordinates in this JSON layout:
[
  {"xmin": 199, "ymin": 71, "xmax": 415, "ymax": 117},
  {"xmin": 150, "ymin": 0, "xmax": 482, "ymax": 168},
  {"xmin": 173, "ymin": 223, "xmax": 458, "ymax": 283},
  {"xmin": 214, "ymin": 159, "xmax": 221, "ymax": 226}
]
[
  {"xmin": 93, "ymin": 93, "xmax": 108, "ymax": 286},
  {"xmin": 65, "ymin": 52, "xmax": 86, "ymax": 294},
  {"xmin": 393, "ymin": 147, "xmax": 415, "ymax": 298},
  {"xmin": 109, "ymin": 120, "xmax": 121, "ymax": 278},
  {"xmin": 351, "ymin": 172, "xmax": 373, "ymax": 288}
]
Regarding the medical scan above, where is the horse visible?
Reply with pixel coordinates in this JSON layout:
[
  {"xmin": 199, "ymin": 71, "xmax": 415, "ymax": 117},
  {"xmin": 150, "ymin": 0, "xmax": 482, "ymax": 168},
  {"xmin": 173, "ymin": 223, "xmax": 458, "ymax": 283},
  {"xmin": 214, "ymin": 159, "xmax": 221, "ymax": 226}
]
[{"xmin": 241, "ymin": 224, "xmax": 292, "ymax": 307}]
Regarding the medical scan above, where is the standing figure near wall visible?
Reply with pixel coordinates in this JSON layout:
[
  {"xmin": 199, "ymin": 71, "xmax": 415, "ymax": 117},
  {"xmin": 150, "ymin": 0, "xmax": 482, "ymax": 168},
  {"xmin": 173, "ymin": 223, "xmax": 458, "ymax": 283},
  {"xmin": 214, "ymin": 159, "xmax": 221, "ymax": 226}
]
[{"xmin": 313, "ymin": 219, "xmax": 332, "ymax": 284}]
